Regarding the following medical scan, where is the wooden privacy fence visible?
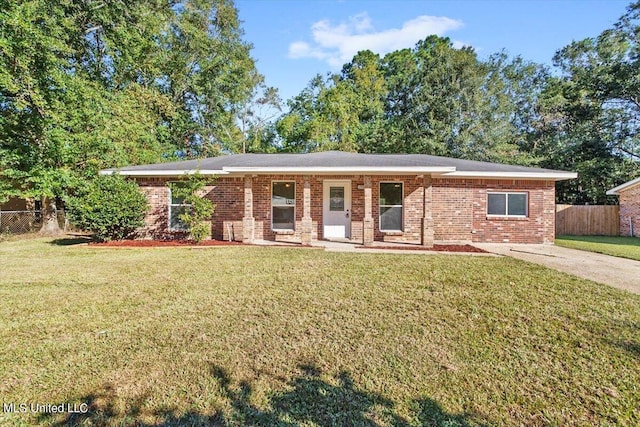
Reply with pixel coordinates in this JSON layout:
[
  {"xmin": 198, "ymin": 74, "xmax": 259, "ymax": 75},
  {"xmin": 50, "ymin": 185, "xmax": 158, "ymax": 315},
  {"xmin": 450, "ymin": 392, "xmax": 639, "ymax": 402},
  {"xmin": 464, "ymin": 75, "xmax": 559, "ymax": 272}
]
[{"xmin": 555, "ymin": 204, "xmax": 619, "ymax": 236}]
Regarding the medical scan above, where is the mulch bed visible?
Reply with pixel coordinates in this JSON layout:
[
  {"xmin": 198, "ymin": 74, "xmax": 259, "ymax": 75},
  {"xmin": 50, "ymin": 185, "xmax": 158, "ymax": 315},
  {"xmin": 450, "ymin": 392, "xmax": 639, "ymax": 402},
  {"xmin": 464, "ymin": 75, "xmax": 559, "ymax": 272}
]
[
  {"xmin": 357, "ymin": 244, "xmax": 487, "ymax": 253},
  {"xmin": 90, "ymin": 240, "xmax": 243, "ymax": 247}
]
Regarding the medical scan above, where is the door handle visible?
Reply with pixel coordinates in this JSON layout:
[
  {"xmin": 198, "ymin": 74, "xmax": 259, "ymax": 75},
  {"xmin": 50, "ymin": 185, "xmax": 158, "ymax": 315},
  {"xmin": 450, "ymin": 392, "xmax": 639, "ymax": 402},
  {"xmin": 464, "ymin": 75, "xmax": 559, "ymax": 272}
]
[{"xmin": 346, "ymin": 209, "xmax": 350, "ymax": 218}]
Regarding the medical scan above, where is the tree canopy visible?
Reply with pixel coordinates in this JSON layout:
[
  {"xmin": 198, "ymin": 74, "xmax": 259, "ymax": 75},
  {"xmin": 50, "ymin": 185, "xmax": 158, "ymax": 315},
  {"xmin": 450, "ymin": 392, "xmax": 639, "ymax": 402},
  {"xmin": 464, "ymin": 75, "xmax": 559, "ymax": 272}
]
[
  {"xmin": 275, "ymin": 3, "xmax": 640, "ymax": 203},
  {"xmin": 2, "ymin": 0, "xmax": 639, "ymax": 211},
  {"xmin": 277, "ymin": 36, "xmax": 545, "ymax": 166},
  {"xmin": 533, "ymin": 1, "xmax": 640, "ymax": 203},
  {"xmin": 0, "ymin": 0, "xmax": 266, "ymax": 230}
]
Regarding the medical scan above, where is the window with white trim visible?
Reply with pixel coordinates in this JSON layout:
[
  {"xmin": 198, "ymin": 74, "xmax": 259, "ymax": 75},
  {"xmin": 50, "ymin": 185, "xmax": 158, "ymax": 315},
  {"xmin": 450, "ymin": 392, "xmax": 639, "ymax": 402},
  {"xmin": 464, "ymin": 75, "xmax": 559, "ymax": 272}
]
[
  {"xmin": 379, "ymin": 182, "xmax": 403, "ymax": 231},
  {"xmin": 487, "ymin": 192, "xmax": 528, "ymax": 217},
  {"xmin": 169, "ymin": 184, "xmax": 191, "ymax": 231},
  {"xmin": 272, "ymin": 181, "xmax": 295, "ymax": 230}
]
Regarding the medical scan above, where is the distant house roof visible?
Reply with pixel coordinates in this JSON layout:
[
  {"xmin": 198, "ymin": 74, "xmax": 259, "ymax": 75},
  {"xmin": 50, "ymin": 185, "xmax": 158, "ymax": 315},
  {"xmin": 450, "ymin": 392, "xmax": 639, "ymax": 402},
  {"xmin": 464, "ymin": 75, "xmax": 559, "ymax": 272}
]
[
  {"xmin": 100, "ymin": 150, "xmax": 577, "ymax": 180},
  {"xmin": 607, "ymin": 177, "xmax": 640, "ymax": 195}
]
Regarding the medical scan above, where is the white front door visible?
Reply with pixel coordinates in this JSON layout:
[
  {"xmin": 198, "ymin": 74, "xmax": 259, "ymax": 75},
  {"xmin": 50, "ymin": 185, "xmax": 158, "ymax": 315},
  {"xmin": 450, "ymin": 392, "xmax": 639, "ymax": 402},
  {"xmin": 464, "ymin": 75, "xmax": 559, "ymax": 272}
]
[{"xmin": 323, "ymin": 180, "xmax": 351, "ymax": 239}]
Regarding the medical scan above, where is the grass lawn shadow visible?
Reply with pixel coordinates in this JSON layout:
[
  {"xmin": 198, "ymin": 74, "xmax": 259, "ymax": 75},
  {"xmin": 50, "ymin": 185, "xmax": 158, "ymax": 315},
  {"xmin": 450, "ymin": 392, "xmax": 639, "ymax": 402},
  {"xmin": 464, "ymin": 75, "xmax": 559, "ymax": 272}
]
[
  {"xmin": 49, "ymin": 235, "xmax": 93, "ymax": 246},
  {"xmin": 36, "ymin": 364, "xmax": 488, "ymax": 426},
  {"xmin": 608, "ymin": 340, "xmax": 640, "ymax": 359},
  {"xmin": 7, "ymin": 239, "xmax": 635, "ymax": 425}
]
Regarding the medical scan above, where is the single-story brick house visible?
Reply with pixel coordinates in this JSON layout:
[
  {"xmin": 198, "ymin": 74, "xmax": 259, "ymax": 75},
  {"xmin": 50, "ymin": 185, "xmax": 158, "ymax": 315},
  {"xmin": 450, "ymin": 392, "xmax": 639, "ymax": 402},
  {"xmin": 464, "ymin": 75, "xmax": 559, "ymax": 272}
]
[
  {"xmin": 101, "ymin": 151, "xmax": 576, "ymax": 246},
  {"xmin": 607, "ymin": 177, "xmax": 640, "ymax": 237}
]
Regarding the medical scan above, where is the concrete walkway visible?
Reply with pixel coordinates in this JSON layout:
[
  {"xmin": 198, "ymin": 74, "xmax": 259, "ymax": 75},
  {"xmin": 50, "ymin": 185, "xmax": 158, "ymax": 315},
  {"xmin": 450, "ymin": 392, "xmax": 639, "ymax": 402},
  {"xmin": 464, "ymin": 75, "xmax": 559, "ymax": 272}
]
[{"xmin": 475, "ymin": 243, "xmax": 640, "ymax": 295}]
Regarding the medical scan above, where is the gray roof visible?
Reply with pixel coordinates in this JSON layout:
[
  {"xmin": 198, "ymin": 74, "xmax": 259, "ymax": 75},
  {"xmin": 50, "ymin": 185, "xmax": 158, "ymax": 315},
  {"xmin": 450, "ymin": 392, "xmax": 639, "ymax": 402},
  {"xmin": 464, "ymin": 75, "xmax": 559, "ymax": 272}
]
[{"xmin": 101, "ymin": 150, "xmax": 576, "ymax": 180}]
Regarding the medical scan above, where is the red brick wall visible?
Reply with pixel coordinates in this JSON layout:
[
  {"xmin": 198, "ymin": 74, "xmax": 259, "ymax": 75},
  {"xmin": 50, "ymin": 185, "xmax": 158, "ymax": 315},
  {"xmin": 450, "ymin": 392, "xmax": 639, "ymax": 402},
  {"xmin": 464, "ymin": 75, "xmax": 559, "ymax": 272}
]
[
  {"xmin": 135, "ymin": 178, "xmax": 170, "ymax": 239},
  {"xmin": 251, "ymin": 175, "xmax": 364, "ymax": 242},
  {"xmin": 432, "ymin": 179, "xmax": 474, "ymax": 241},
  {"xmin": 619, "ymin": 185, "xmax": 640, "ymax": 237},
  {"xmin": 136, "ymin": 175, "xmax": 556, "ymax": 244},
  {"xmin": 209, "ymin": 178, "xmax": 244, "ymax": 240},
  {"xmin": 253, "ymin": 175, "xmax": 304, "ymax": 242},
  {"xmin": 432, "ymin": 178, "xmax": 556, "ymax": 244},
  {"xmin": 135, "ymin": 177, "xmax": 243, "ymax": 240},
  {"xmin": 368, "ymin": 176, "xmax": 423, "ymax": 243}
]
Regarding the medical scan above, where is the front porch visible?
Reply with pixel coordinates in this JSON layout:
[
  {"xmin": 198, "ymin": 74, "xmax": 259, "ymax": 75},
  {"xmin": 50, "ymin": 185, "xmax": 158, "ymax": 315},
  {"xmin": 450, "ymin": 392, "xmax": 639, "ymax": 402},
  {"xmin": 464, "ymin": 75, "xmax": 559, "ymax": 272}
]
[{"xmin": 234, "ymin": 174, "xmax": 435, "ymax": 248}]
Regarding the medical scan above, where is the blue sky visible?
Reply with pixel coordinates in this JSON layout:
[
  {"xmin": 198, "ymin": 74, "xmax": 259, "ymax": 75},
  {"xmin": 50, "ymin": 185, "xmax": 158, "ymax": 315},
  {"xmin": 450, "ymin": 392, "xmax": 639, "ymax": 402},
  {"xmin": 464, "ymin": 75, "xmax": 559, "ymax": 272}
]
[{"xmin": 236, "ymin": 0, "xmax": 629, "ymax": 103}]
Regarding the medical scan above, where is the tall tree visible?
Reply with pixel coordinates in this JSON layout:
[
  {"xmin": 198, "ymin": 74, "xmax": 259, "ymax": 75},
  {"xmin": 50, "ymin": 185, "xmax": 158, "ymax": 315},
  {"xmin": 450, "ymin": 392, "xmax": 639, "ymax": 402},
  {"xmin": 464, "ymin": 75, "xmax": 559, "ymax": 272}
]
[
  {"xmin": 277, "ymin": 50, "xmax": 387, "ymax": 153},
  {"xmin": 276, "ymin": 74, "xmax": 335, "ymax": 152},
  {"xmin": 0, "ymin": 1, "xmax": 80, "ymax": 233},
  {"xmin": 338, "ymin": 50, "xmax": 387, "ymax": 153},
  {"xmin": 158, "ymin": 0, "xmax": 258, "ymax": 156},
  {"xmin": 536, "ymin": 1, "xmax": 640, "ymax": 204},
  {"xmin": 277, "ymin": 36, "xmax": 539, "ymax": 165},
  {"xmin": 382, "ymin": 37, "xmax": 539, "ymax": 164},
  {"xmin": 0, "ymin": 0, "xmax": 261, "ymax": 232},
  {"xmin": 236, "ymin": 73, "xmax": 282, "ymax": 153},
  {"xmin": 383, "ymin": 37, "xmax": 472, "ymax": 156}
]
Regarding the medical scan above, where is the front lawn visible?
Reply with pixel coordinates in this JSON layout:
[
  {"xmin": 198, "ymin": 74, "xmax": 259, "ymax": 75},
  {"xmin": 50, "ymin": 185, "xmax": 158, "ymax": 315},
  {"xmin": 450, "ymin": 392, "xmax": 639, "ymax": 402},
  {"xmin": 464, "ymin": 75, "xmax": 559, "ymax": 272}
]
[
  {"xmin": 0, "ymin": 238, "xmax": 639, "ymax": 426},
  {"xmin": 556, "ymin": 235, "xmax": 640, "ymax": 261}
]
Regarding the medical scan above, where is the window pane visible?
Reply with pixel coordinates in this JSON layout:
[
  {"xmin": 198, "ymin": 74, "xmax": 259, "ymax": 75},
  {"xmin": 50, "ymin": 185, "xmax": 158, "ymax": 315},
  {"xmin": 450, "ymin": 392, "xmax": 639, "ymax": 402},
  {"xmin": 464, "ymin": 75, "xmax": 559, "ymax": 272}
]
[
  {"xmin": 380, "ymin": 183, "xmax": 402, "ymax": 206},
  {"xmin": 172, "ymin": 194, "xmax": 186, "ymax": 205},
  {"xmin": 273, "ymin": 206, "xmax": 294, "ymax": 230},
  {"xmin": 487, "ymin": 194, "xmax": 506, "ymax": 215},
  {"xmin": 170, "ymin": 185, "xmax": 186, "ymax": 205},
  {"xmin": 272, "ymin": 182, "xmax": 295, "ymax": 205},
  {"xmin": 508, "ymin": 193, "xmax": 527, "ymax": 216},
  {"xmin": 329, "ymin": 187, "xmax": 344, "ymax": 211},
  {"xmin": 170, "ymin": 205, "xmax": 189, "ymax": 230},
  {"xmin": 380, "ymin": 206, "xmax": 402, "ymax": 231}
]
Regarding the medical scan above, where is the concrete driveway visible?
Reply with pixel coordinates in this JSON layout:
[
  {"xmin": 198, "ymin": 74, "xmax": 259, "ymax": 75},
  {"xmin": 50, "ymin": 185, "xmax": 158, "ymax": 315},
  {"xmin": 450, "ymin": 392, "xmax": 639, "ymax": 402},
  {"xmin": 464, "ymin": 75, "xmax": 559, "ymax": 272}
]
[{"xmin": 475, "ymin": 243, "xmax": 640, "ymax": 295}]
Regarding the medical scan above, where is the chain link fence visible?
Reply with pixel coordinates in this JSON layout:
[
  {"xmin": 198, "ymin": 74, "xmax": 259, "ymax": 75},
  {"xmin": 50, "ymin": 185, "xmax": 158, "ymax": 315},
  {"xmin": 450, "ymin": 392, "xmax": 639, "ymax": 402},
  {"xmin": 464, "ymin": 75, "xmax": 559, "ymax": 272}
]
[{"xmin": 0, "ymin": 210, "xmax": 70, "ymax": 235}]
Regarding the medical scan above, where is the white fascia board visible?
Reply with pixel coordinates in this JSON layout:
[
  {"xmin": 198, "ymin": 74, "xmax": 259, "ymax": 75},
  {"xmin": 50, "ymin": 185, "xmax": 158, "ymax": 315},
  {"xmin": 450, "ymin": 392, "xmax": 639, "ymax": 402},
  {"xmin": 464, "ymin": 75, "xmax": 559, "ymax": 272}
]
[
  {"xmin": 221, "ymin": 166, "xmax": 457, "ymax": 174},
  {"xmin": 606, "ymin": 177, "xmax": 640, "ymax": 195},
  {"xmin": 440, "ymin": 171, "xmax": 578, "ymax": 181},
  {"xmin": 99, "ymin": 169, "xmax": 227, "ymax": 176}
]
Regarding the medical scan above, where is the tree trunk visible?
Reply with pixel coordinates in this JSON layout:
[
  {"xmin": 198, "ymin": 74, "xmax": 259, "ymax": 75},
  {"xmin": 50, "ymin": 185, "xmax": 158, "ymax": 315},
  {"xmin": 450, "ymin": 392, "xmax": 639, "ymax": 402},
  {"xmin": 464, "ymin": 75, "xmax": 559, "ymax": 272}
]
[{"xmin": 39, "ymin": 196, "xmax": 62, "ymax": 235}]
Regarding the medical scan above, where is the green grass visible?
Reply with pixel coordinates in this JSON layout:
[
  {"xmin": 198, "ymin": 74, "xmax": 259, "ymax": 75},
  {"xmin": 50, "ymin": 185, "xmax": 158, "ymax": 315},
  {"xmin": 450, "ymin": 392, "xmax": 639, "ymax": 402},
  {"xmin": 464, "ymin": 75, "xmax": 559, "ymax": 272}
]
[
  {"xmin": 556, "ymin": 235, "xmax": 640, "ymax": 261},
  {"xmin": 1, "ymin": 238, "xmax": 639, "ymax": 426}
]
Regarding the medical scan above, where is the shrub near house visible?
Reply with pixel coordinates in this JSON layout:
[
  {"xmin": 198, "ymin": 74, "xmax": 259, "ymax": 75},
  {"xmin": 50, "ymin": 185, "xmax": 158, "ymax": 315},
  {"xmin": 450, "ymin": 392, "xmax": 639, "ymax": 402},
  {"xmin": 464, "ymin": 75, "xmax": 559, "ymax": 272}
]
[
  {"xmin": 168, "ymin": 174, "xmax": 215, "ymax": 243},
  {"xmin": 66, "ymin": 175, "xmax": 148, "ymax": 241}
]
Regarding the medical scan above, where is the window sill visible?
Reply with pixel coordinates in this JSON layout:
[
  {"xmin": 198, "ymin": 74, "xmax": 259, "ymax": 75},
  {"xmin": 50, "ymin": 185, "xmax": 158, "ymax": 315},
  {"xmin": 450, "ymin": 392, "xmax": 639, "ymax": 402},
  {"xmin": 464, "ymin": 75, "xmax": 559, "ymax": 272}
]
[
  {"xmin": 380, "ymin": 230, "xmax": 404, "ymax": 235},
  {"xmin": 273, "ymin": 229, "xmax": 295, "ymax": 235},
  {"xmin": 486, "ymin": 216, "xmax": 528, "ymax": 221}
]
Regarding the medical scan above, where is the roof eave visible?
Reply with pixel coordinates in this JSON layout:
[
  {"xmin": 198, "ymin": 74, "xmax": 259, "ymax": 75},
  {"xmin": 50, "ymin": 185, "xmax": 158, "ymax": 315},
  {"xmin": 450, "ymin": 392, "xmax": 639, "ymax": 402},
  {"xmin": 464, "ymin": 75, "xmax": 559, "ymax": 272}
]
[
  {"xmin": 606, "ymin": 177, "xmax": 640, "ymax": 195},
  {"xmin": 99, "ymin": 169, "xmax": 227, "ymax": 177},
  {"xmin": 98, "ymin": 168, "xmax": 577, "ymax": 181},
  {"xmin": 441, "ymin": 171, "xmax": 578, "ymax": 181}
]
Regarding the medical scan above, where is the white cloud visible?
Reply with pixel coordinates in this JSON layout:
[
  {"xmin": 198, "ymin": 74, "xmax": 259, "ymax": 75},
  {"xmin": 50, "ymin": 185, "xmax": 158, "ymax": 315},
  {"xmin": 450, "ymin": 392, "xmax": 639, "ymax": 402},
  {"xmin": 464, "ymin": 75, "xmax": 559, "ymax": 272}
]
[
  {"xmin": 288, "ymin": 41, "xmax": 326, "ymax": 60},
  {"xmin": 288, "ymin": 13, "xmax": 465, "ymax": 68},
  {"xmin": 452, "ymin": 40, "xmax": 468, "ymax": 50}
]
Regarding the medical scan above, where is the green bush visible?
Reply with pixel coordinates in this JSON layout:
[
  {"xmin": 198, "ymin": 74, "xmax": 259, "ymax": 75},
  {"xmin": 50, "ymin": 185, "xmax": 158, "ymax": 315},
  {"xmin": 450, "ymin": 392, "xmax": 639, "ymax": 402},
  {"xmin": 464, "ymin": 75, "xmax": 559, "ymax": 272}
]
[
  {"xmin": 169, "ymin": 174, "xmax": 215, "ymax": 243},
  {"xmin": 66, "ymin": 174, "xmax": 149, "ymax": 241}
]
